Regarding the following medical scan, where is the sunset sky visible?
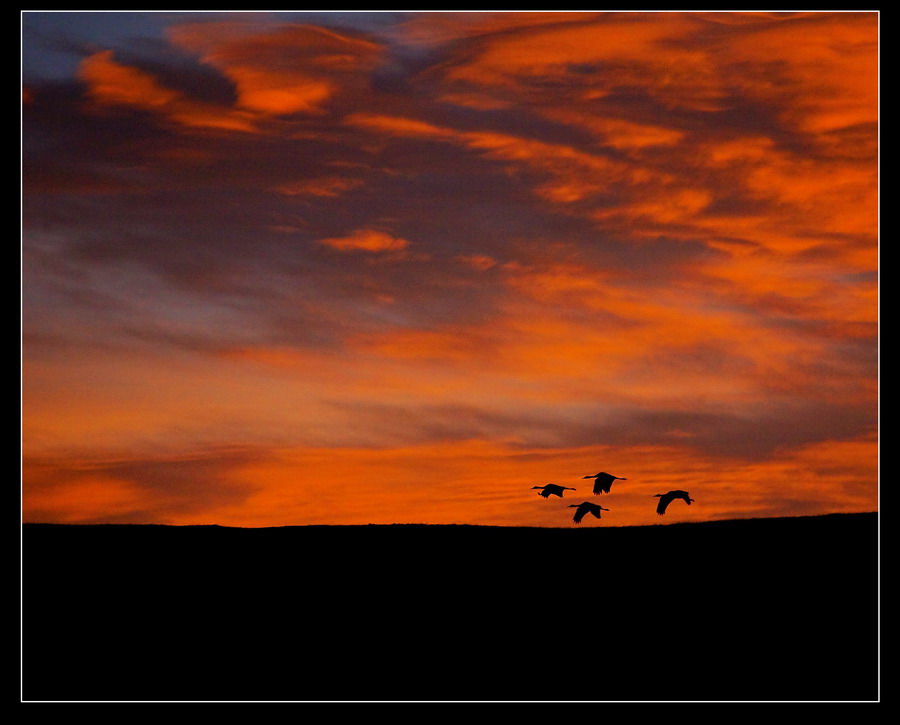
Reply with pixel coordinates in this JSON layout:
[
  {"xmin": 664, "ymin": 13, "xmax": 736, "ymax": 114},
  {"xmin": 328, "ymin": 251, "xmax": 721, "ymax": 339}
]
[{"xmin": 22, "ymin": 10, "xmax": 879, "ymax": 528}]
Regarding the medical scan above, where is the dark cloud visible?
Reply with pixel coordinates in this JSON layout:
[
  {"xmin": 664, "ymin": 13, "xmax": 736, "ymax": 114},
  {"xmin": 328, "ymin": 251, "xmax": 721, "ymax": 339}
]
[
  {"xmin": 592, "ymin": 403, "xmax": 875, "ymax": 459},
  {"xmin": 24, "ymin": 449, "xmax": 264, "ymax": 525},
  {"xmin": 23, "ymin": 86, "xmax": 556, "ymax": 350},
  {"xmin": 321, "ymin": 394, "xmax": 875, "ymax": 463},
  {"xmin": 114, "ymin": 39, "xmax": 240, "ymax": 106},
  {"xmin": 22, "ymin": 83, "xmax": 174, "ymax": 194}
]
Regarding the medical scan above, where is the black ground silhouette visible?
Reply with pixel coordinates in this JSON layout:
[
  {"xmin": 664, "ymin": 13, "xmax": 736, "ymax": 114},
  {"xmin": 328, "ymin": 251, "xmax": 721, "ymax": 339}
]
[{"xmin": 22, "ymin": 512, "xmax": 878, "ymax": 702}]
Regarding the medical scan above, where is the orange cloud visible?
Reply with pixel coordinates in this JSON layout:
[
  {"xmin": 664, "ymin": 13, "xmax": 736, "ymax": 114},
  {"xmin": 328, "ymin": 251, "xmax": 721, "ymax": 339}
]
[
  {"xmin": 713, "ymin": 12, "xmax": 878, "ymax": 136},
  {"xmin": 227, "ymin": 67, "xmax": 333, "ymax": 114},
  {"xmin": 697, "ymin": 246, "xmax": 878, "ymax": 339},
  {"xmin": 578, "ymin": 133, "xmax": 875, "ymax": 295},
  {"xmin": 24, "ymin": 471, "xmax": 149, "ymax": 524},
  {"xmin": 79, "ymin": 50, "xmax": 180, "ymax": 108},
  {"xmin": 168, "ymin": 21, "xmax": 382, "ymax": 116},
  {"xmin": 700, "ymin": 134, "xmax": 876, "ymax": 238},
  {"xmin": 456, "ymin": 254, "xmax": 499, "ymax": 271},
  {"xmin": 436, "ymin": 11, "xmax": 877, "ymax": 129},
  {"xmin": 169, "ymin": 21, "xmax": 381, "ymax": 66},
  {"xmin": 442, "ymin": 13, "xmax": 728, "ymax": 112},
  {"xmin": 345, "ymin": 112, "xmax": 646, "ymax": 205},
  {"xmin": 545, "ymin": 112, "xmax": 687, "ymax": 151},
  {"xmin": 487, "ymin": 257, "xmax": 875, "ymax": 408},
  {"xmin": 77, "ymin": 21, "xmax": 390, "ymax": 130},
  {"xmin": 344, "ymin": 112, "xmax": 454, "ymax": 139},
  {"xmin": 409, "ymin": 11, "xmax": 877, "ymax": 249},
  {"xmin": 594, "ymin": 188, "xmax": 713, "ymax": 225},
  {"xmin": 317, "ymin": 228, "xmax": 411, "ymax": 253},
  {"xmin": 276, "ymin": 176, "xmax": 363, "ymax": 197},
  {"xmin": 396, "ymin": 11, "xmax": 603, "ymax": 46},
  {"xmin": 77, "ymin": 50, "xmax": 258, "ymax": 133}
]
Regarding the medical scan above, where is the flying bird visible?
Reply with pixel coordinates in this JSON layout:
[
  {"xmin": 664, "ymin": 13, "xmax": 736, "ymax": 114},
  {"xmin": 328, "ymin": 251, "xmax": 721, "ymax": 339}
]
[
  {"xmin": 532, "ymin": 484, "xmax": 576, "ymax": 498},
  {"xmin": 568, "ymin": 501, "xmax": 610, "ymax": 524},
  {"xmin": 583, "ymin": 472, "xmax": 627, "ymax": 495},
  {"xmin": 653, "ymin": 490, "xmax": 695, "ymax": 515}
]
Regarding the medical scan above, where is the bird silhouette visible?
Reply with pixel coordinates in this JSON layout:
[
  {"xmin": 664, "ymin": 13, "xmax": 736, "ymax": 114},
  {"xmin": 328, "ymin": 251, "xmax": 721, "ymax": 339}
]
[
  {"xmin": 532, "ymin": 484, "xmax": 576, "ymax": 498},
  {"xmin": 583, "ymin": 472, "xmax": 627, "ymax": 495},
  {"xmin": 568, "ymin": 501, "xmax": 610, "ymax": 524},
  {"xmin": 653, "ymin": 490, "xmax": 695, "ymax": 515}
]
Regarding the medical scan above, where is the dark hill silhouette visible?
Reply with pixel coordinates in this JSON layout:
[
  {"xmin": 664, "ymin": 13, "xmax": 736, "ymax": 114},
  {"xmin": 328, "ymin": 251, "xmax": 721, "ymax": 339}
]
[{"xmin": 22, "ymin": 512, "xmax": 878, "ymax": 702}]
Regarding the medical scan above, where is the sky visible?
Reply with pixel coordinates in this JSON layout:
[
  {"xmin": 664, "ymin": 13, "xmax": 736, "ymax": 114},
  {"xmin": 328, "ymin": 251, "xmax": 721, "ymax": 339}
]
[{"xmin": 21, "ymin": 10, "xmax": 879, "ymax": 528}]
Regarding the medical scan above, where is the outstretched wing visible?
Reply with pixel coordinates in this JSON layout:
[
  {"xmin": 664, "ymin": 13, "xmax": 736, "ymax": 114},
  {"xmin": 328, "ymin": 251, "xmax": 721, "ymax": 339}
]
[{"xmin": 656, "ymin": 495, "xmax": 670, "ymax": 515}]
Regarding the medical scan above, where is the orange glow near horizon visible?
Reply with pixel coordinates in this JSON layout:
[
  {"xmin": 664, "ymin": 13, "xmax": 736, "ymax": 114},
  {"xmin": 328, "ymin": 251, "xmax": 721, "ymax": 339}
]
[
  {"xmin": 23, "ymin": 435, "xmax": 877, "ymax": 527},
  {"xmin": 23, "ymin": 11, "xmax": 878, "ymax": 527}
]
